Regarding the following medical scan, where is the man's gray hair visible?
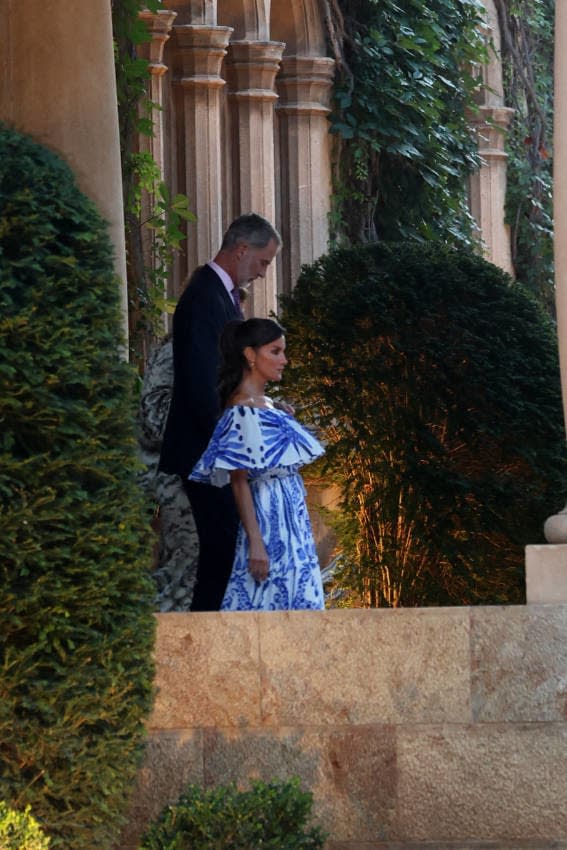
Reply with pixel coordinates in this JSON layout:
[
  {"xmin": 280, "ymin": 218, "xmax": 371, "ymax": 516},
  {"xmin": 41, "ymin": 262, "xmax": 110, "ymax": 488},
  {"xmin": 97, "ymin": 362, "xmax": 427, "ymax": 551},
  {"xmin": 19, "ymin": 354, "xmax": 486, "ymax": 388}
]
[{"xmin": 221, "ymin": 213, "xmax": 282, "ymax": 250}]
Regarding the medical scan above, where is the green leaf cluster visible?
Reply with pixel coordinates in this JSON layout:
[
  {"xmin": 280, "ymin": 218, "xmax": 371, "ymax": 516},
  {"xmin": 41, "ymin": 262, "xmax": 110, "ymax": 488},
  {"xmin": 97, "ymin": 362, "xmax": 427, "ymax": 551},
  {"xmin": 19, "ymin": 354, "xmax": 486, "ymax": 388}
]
[
  {"xmin": 280, "ymin": 241, "xmax": 567, "ymax": 606},
  {"xmin": 0, "ymin": 125, "xmax": 156, "ymax": 849},
  {"xmin": 498, "ymin": 0, "xmax": 554, "ymax": 312},
  {"xmin": 140, "ymin": 778, "xmax": 327, "ymax": 850},
  {"xmin": 0, "ymin": 802, "xmax": 50, "ymax": 850},
  {"xmin": 328, "ymin": 0, "xmax": 487, "ymax": 246}
]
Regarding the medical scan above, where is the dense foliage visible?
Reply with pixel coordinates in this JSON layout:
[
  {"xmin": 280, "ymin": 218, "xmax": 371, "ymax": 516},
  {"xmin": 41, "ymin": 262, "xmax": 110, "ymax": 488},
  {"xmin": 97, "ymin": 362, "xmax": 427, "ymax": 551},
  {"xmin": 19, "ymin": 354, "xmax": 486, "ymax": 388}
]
[
  {"xmin": 140, "ymin": 779, "xmax": 326, "ymax": 850},
  {"xmin": 493, "ymin": 0, "xmax": 554, "ymax": 312},
  {"xmin": 326, "ymin": 0, "xmax": 487, "ymax": 246},
  {"xmin": 280, "ymin": 242, "xmax": 567, "ymax": 606},
  {"xmin": 0, "ymin": 125, "xmax": 156, "ymax": 848},
  {"xmin": 0, "ymin": 802, "xmax": 50, "ymax": 850}
]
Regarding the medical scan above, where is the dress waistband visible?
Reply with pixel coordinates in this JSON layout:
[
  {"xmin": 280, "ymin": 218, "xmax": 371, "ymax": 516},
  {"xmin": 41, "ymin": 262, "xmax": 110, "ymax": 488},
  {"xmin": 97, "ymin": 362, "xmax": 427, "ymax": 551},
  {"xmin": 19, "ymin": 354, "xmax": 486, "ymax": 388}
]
[{"xmin": 249, "ymin": 467, "xmax": 298, "ymax": 484}]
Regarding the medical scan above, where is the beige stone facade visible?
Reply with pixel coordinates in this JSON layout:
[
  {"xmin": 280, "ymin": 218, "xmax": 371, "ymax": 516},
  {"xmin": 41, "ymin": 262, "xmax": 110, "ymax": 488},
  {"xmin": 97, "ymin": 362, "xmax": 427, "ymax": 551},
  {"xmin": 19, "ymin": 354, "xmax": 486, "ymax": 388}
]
[{"xmin": 121, "ymin": 605, "xmax": 567, "ymax": 849}]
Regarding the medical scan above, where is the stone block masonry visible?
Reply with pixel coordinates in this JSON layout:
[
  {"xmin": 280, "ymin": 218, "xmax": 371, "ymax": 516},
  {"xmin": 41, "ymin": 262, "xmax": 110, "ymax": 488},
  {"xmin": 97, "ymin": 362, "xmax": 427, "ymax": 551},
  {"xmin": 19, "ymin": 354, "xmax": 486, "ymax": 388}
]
[{"xmin": 121, "ymin": 606, "xmax": 567, "ymax": 849}]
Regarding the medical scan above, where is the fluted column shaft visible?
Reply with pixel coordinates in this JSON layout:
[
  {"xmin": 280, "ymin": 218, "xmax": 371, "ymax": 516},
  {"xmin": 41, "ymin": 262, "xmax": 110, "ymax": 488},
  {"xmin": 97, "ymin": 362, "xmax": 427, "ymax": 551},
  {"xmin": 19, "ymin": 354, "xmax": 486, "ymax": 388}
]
[
  {"xmin": 137, "ymin": 10, "xmax": 177, "ymax": 332},
  {"xmin": 173, "ymin": 24, "xmax": 233, "ymax": 282},
  {"xmin": 227, "ymin": 40, "xmax": 285, "ymax": 317},
  {"xmin": 468, "ymin": 105, "xmax": 515, "ymax": 276},
  {"xmin": 138, "ymin": 10, "xmax": 177, "ymax": 176},
  {"xmin": 276, "ymin": 56, "xmax": 335, "ymax": 294}
]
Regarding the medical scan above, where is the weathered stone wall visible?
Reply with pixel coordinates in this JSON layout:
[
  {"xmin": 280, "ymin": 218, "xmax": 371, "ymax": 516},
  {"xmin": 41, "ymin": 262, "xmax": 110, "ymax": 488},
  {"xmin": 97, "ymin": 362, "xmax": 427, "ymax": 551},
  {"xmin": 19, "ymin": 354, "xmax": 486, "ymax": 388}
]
[{"xmin": 122, "ymin": 605, "xmax": 567, "ymax": 849}]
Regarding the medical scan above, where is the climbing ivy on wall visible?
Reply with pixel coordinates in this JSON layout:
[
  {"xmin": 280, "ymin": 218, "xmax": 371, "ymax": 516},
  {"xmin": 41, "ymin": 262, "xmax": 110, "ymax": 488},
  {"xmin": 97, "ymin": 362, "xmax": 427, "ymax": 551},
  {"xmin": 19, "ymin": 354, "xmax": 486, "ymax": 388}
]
[
  {"xmin": 112, "ymin": 0, "xmax": 194, "ymax": 368},
  {"xmin": 493, "ymin": 0, "xmax": 554, "ymax": 313},
  {"xmin": 323, "ymin": 0, "xmax": 488, "ymax": 247}
]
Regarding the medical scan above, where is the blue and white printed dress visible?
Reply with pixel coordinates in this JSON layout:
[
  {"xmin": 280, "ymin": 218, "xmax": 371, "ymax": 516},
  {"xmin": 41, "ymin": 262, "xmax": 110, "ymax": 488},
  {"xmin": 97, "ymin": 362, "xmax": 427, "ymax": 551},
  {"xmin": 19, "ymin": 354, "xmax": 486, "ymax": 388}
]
[{"xmin": 189, "ymin": 404, "xmax": 325, "ymax": 610}]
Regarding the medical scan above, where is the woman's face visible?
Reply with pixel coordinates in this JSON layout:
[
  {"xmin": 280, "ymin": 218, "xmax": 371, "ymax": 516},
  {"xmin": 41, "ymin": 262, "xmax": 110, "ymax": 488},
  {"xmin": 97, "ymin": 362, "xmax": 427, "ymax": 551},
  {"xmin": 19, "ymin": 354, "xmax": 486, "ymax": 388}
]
[{"xmin": 251, "ymin": 335, "xmax": 287, "ymax": 383}]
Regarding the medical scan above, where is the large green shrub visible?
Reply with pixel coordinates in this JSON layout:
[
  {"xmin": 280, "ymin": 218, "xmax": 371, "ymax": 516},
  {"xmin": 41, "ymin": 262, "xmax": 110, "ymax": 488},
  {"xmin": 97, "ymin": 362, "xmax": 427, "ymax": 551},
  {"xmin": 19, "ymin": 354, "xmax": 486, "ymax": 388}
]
[
  {"xmin": 0, "ymin": 124, "xmax": 156, "ymax": 848},
  {"xmin": 0, "ymin": 802, "xmax": 50, "ymax": 850},
  {"xmin": 140, "ymin": 779, "xmax": 326, "ymax": 850},
  {"xmin": 280, "ymin": 242, "xmax": 567, "ymax": 606}
]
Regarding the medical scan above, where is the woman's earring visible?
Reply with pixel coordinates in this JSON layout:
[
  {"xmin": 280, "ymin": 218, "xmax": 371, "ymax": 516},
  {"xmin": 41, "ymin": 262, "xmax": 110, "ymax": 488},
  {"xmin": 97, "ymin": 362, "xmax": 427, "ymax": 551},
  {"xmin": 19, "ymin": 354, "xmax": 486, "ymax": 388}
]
[{"xmin": 247, "ymin": 360, "xmax": 255, "ymax": 369}]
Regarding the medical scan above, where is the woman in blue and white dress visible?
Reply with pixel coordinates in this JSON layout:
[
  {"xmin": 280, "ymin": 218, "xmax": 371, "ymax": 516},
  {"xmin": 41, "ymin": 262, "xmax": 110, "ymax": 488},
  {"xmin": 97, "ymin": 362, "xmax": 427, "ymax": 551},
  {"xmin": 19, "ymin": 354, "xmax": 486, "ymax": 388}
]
[{"xmin": 190, "ymin": 318, "xmax": 325, "ymax": 610}]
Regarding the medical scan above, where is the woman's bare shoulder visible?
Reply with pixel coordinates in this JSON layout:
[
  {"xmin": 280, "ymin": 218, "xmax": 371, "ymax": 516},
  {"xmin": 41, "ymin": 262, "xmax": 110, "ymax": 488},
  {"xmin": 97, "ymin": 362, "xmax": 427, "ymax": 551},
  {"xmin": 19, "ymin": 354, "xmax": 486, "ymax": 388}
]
[{"xmin": 227, "ymin": 392, "xmax": 274, "ymax": 409}]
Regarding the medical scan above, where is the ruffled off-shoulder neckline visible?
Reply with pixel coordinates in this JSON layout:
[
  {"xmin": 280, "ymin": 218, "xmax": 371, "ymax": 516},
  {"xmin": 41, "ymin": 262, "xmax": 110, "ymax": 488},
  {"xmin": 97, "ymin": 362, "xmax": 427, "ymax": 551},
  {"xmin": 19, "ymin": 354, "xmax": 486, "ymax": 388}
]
[{"xmin": 189, "ymin": 404, "xmax": 324, "ymax": 487}]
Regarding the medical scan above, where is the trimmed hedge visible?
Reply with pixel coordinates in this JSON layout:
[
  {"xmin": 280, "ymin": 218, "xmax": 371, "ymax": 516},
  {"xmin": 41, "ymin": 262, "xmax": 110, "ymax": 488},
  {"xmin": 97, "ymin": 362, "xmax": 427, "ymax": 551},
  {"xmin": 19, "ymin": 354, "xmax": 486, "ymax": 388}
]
[
  {"xmin": 0, "ymin": 124, "xmax": 156, "ymax": 848},
  {"xmin": 280, "ymin": 242, "xmax": 567, "ymax": 606}
]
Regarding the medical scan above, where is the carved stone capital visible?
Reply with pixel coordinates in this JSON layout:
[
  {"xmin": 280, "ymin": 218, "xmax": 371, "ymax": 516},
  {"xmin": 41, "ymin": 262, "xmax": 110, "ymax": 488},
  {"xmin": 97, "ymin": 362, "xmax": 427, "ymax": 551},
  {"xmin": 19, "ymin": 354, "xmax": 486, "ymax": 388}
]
[
  {"xmin": 226, "ymin": 41, "xmax": 285, "ymax": 101},
  {"xmin": 173, "ymin": 24, "xmax": 233, "ymax": 84},
  {"xmin": 138, "ymin": 9, "xmax": 177, "ymax": 74},
  {"xmin": 276, "ymin": 56, "xmax": 335, "ymax": 116},
  {"xmin": 467, "ymin": 105, "xmax": 515, "ymax": 158}
]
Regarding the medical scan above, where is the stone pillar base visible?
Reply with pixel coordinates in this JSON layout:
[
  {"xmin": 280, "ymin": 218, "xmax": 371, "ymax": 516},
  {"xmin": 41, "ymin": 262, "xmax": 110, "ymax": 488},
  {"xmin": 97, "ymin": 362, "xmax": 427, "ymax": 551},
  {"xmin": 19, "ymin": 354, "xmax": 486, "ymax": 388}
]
[{"xmin": 525, "ymin": 544, "xmax": 567, "ymax": 602}]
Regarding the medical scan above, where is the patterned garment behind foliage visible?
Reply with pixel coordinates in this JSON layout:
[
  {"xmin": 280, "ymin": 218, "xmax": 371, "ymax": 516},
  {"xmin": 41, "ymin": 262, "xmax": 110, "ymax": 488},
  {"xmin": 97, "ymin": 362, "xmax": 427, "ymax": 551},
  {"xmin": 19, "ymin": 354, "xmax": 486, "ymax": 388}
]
[{"xmin": 190, "ymin": 405, "xmax": 325, "ymax": 610}]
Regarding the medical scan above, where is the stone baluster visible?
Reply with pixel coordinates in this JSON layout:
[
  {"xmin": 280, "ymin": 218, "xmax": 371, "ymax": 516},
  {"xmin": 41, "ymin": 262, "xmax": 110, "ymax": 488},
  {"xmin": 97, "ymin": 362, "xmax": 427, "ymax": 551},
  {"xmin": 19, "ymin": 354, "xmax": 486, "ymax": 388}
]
[
  {"xmin": 276, "ymin": 56, "xmax": 335, "ymax": 294},
  {"xmin": 172, "ymin": 24, "xmax": 233, "ymax": 283},
  {"xmin": 226, "ymin": 40, "xmax": 285, "ymax": 317}
]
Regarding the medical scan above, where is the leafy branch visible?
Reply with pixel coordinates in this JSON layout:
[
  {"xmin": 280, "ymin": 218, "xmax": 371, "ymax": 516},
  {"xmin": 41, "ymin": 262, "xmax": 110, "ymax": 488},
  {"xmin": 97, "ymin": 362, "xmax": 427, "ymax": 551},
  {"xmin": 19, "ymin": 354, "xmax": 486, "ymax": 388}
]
[{"xmin": 324, "ymin": 0, "xmax": 488, "ymax": 248}]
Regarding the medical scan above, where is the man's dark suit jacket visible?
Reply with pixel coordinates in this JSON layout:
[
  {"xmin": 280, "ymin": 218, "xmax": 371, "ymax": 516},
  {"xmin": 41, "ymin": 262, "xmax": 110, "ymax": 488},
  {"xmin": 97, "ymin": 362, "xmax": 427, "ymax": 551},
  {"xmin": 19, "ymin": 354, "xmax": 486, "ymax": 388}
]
[{"xmin": 158, "ymin": 264, "xmax": 240, "ymax": 478}]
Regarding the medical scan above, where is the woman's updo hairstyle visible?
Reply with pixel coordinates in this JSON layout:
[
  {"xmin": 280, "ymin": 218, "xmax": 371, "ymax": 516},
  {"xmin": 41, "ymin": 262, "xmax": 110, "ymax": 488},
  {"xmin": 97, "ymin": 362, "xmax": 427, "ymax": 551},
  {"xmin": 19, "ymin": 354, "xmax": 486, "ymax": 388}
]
[{"xmin": 218, "ymin": 318, "xmax": 285, "ymax": 408}]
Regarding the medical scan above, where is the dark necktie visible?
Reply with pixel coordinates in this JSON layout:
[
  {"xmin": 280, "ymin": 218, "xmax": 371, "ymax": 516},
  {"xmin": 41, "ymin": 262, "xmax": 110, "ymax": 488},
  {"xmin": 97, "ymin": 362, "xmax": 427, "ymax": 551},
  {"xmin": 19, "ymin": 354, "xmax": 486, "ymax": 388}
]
[{"xmin": 231, "ymin": 286, "xmax": 242, "ymax": 315}]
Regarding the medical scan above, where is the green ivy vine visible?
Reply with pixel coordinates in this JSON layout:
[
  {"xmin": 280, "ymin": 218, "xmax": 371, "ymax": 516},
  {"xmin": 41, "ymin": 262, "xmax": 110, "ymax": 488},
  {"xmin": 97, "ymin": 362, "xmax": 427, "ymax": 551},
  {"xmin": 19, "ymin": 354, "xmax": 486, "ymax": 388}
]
[
  {"xmin": 493, "ymin": 0, "xmax": 554, "ymax": 313},
  {"xmin": 323, "ymin": 0, "xmax": 488, "ymax": 248},
  {"xmin": 112, "ymin": 0, "xmax": 194, "ymax": 368}
]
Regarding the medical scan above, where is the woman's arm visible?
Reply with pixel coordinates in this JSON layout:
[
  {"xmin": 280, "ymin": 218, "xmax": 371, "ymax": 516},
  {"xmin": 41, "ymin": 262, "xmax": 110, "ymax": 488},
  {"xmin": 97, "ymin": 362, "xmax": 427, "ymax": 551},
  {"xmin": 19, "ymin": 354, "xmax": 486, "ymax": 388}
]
[{"xmin": 230, "ymin": 469, "xmax": 269, "ymax": 581}]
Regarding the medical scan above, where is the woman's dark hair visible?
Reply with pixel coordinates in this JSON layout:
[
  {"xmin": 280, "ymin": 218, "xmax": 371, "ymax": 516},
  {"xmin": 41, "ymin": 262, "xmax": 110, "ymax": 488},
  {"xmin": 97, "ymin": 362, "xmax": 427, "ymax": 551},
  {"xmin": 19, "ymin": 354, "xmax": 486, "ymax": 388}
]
[{"xmin": 218, "ymin": 318, "xmax": 285, "ymax": 408}]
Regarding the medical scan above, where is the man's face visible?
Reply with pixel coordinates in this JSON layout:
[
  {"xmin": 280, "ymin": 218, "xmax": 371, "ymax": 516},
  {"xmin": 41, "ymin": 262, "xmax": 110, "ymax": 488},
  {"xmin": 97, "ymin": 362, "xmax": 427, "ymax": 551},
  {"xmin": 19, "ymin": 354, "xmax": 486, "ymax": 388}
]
[{"xmin": 235, "ymin": 238, "xmax": 279, "ymax": 286}]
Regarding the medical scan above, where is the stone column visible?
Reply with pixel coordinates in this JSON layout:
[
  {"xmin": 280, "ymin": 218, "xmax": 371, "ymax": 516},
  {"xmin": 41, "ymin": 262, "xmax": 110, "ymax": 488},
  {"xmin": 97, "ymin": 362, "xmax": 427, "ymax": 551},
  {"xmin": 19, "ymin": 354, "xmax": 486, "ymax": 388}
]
[
  {"xmin": 138, "ymin": 10, "xmax": 177, "ymax": 177},
  {"xmin": 226, "ymin": 40, "xmax": 285, "ymax": 317},
  {"xmin": 137, "ymin": 11, "xmax": 177, "ymax": 332},
  {"xmin": 0, "ymin": 0, "xmax": 129, "ymax": 330},
  {"xmin": 468, "ymin": 3, "xmax": 514, "ymax": 277},
  {"xmin": 468, "ymin": 105, "xmax": 515, "ymax": 275},
  {"xmin": 172, "ymin": 24, "xmax": 233, "ymax": 283},
  {"xmin": 276, "ymin": 55, "xmax": 335, "ymax": 294},
  {"xmin": 525, "ymin": 0, "xmax": 567, "ymax": 597}
]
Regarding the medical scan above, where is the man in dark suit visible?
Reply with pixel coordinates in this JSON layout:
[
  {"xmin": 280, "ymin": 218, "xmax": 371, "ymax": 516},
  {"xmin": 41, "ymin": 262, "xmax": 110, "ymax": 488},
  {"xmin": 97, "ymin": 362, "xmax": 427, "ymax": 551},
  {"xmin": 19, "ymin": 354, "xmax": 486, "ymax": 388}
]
[{"xmin": 159, "ymin": 213, "xmax": 282, "ymax": 610}]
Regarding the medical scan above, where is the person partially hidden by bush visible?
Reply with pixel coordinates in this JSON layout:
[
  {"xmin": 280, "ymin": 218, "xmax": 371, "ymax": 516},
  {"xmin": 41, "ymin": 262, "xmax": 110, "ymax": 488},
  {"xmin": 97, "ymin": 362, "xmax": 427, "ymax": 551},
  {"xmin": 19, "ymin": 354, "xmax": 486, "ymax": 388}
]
[{"xmin": 280, "ymin": 241, "xmax": 567, "ymax": 607}]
